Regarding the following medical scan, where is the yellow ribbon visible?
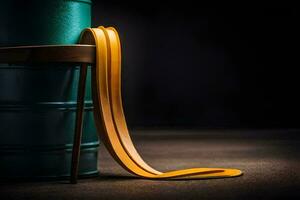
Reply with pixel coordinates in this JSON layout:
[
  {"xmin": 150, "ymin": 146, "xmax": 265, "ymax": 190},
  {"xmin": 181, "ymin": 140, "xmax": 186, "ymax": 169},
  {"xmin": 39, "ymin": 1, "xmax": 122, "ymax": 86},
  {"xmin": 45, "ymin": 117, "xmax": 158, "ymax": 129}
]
[{"xmin": 79, "ymin": 26, "xmax": 242, "ymax": 179}]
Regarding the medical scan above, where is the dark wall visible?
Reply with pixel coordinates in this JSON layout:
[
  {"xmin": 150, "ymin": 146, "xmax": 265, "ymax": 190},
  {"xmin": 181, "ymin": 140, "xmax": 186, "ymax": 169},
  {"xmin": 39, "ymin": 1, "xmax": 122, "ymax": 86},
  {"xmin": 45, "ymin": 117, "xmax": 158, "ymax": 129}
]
[{"xmin": 92, "ymin": 1, "xmax": 299, "ymax": 128}]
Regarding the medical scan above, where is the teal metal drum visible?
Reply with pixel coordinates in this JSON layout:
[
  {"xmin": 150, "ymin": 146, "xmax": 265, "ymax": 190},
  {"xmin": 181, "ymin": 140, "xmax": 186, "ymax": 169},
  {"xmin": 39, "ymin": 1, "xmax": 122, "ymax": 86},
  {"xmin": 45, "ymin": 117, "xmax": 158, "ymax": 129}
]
[{"xmin": 0, "ymin": 0, "xmax": 99, "ymax": 179}]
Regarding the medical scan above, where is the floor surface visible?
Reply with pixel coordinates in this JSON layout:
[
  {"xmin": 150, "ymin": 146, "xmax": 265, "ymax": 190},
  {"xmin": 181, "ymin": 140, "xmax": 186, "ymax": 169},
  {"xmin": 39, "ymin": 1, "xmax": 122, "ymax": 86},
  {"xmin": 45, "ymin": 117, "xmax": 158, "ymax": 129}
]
[{"xmin": 1, "ymin": 129, "xmax": 299, "ymax": 199}]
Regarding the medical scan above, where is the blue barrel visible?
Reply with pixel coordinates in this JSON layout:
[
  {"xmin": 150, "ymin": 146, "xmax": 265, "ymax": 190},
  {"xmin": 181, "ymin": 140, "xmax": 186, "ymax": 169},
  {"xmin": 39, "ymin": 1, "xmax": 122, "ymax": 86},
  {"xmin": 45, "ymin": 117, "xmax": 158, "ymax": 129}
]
[{"xmin": 0, "ymin": 0, "xmax": 99, "ymax": 179}]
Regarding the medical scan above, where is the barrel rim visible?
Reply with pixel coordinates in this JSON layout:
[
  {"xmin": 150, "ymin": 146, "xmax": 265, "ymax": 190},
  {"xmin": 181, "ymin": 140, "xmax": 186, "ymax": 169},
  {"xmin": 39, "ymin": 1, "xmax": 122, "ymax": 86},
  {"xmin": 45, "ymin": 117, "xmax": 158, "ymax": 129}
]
[{"xmin": 67, "ymin": 0, "xmax": 92, "ymax": 4}]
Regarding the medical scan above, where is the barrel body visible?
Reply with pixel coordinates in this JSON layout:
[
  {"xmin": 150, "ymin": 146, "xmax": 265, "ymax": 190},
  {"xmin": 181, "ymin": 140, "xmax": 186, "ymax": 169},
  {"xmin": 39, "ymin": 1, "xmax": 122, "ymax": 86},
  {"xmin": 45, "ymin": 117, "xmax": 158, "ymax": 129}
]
[{"xmin": 0, "ymin": 0, "xmax": 99, "ymax": 179}]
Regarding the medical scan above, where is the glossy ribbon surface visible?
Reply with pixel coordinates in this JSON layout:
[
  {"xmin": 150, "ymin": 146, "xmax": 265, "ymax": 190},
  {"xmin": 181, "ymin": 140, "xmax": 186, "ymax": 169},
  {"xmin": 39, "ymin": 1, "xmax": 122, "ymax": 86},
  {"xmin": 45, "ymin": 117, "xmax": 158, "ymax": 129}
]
[{"xmin": 80, "ymin": 27, "xmax": 243, "ymax": 179}]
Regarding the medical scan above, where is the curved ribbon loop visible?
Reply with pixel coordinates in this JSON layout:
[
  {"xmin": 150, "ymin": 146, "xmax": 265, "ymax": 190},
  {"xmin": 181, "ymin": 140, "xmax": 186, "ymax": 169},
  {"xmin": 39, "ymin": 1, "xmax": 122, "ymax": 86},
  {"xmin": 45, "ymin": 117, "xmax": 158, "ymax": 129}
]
[{"xmin": 79, "ymin": 27, "xmax": 243, "ymax": 179}]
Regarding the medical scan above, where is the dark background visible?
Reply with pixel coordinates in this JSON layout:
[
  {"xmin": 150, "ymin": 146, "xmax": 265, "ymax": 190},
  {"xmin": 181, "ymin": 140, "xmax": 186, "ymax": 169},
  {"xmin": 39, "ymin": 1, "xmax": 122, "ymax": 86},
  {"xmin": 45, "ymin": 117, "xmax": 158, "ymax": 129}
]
[{"xmin": 92, "ymin": 1, "xmax": 299, "ymax": 129}]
